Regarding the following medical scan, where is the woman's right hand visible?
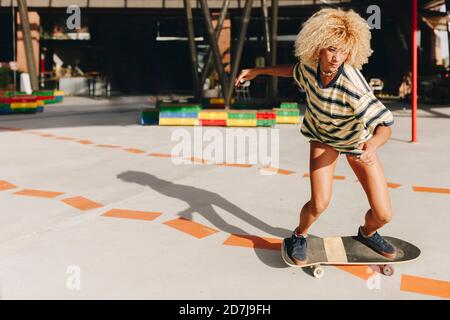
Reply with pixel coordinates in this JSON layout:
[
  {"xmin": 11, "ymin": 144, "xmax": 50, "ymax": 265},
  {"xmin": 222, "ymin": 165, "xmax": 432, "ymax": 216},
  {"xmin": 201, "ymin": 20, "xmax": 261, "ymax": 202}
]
[{"xmin": 235, "ymin": 68, "xmax": 259, "ymax": 87}]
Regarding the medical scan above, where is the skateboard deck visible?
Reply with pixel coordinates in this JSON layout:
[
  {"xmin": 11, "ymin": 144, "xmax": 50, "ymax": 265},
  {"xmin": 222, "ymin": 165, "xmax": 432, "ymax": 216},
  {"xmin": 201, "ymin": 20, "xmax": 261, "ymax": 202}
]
[{"xmin": 281, "ymin": 236, "xmax": 421, "ymax": 278}]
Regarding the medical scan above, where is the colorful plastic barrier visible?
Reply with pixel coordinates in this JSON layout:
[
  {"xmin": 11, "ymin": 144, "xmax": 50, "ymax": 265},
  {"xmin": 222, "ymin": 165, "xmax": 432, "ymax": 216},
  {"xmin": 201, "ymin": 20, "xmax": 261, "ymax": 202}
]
[
  {"xmin": 275, "ymin": 108, "xmax": 300, "ymax": 124},
  {"xmin": 0, "ymin": 95, "xmax": 39, "ymax": 114},
  {"xmin": 227, "ymin": 111, "xmax": 257, "ymax": 127},
  {"xmin": 159, "ymin": 118, "xmax": 199, "ymax": 126},
  {"xmin": 279, "ymin": 102, "xmax": 299, "ymax": 109},
  {"xmin": 158, "ymin": 103, "xmax": 201, "ymax": 126},
  {"xmin": 256, "ymin": 110, "xmax": 276, "ymax": 127},
  {"xmin": 140, "ymin": 109, "xmax": 159, "ymax": 125},
  {"xmin": 54, "ymin": 90, "xmax": 64, "ymax": 103},
  {"xmin": 33, "ymin": 90, "xmax": 56, "ymax": 105},
  {"xmin": 198, "ymin": 109, "xmax": 228, "ymax": 126}
]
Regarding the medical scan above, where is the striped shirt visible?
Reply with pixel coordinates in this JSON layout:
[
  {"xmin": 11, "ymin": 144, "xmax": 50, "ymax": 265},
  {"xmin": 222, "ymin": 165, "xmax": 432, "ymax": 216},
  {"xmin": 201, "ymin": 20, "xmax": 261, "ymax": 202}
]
[{"xmin": 293, "ymin": 61, "xmax": 394, "ymax": 154}]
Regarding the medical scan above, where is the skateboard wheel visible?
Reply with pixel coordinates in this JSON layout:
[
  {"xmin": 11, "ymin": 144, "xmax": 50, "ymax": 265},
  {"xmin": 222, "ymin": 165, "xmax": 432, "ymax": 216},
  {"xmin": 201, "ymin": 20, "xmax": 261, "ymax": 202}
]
[
  {"xmin": 381, "ymin": 265, "xmax": 394, "ymax": 276},
  {"xmin": 311, "ymin": 266, "xmax": 324, "ymax": 279}
]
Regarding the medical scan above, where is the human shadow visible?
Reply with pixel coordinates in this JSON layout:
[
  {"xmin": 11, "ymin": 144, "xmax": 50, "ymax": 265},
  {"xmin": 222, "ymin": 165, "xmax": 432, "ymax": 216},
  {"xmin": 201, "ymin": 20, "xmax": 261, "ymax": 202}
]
[{"xmin": 117, "ymin": 170, "xmax": 294, "ymax": 268}]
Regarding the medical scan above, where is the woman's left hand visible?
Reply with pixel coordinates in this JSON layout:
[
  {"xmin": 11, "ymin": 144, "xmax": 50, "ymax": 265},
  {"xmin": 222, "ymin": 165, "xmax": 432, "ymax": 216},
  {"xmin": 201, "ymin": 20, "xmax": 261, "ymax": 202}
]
[{"xmin": 356, "ymin": 140, "xmax": 377, "ymax": 166}]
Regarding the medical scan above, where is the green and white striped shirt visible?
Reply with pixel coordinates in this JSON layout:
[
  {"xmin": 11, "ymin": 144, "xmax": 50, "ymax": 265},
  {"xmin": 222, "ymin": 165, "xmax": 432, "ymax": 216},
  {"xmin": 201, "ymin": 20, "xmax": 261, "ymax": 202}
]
[{"xmin": 293, "ymin": 61, "xmax": 394, "ymax": 154}]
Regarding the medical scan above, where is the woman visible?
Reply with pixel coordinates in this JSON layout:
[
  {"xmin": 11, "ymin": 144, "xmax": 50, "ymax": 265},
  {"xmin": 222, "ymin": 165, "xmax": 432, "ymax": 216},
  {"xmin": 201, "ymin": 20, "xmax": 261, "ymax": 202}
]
[{"xmin": 235, "ymin": 8, "xmax": 396, "ymax": 265}]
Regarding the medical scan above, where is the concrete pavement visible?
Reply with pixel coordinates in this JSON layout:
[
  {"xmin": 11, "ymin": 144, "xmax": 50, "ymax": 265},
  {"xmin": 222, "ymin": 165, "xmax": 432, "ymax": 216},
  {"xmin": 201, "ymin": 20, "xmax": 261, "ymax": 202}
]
[{"xmin": 0, "ymin": 96, "xmax": 449, "ymax": 299}]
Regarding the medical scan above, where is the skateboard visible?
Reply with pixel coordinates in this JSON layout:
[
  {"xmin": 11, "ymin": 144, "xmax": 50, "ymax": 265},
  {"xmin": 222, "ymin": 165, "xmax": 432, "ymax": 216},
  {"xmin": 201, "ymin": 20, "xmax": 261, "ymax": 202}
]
[{"xmin": 281, "ymin": 236, "xmax": 421, "ymax": 278}]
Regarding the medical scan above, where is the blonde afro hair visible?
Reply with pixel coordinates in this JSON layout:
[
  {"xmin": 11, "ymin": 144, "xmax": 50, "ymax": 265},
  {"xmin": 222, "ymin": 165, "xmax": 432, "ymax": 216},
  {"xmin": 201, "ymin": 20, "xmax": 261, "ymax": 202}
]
[{"xmin": 294, "ymin": 8, "xmax": 373, "ymax": 70}]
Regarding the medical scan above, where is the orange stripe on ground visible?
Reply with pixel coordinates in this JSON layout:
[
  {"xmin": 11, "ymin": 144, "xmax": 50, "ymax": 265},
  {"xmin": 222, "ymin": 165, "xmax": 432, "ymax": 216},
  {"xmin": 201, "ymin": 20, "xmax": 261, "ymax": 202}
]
[
  {"xmin": 412, "ymin": 186, "xmax": 450, "ymax": 194},
  {"xmin": 0, "ymin": 180, "xmax": 18, "ymax": 191},
  {"xmin": 123, "ymin": 148, "xmax": 146, "ymax": 154},
  {"xmin": 55, "ymin": 137, "xmax": 77, "ymax": 141},
  {"xmin": 261, "ymin": 167, "xmax": 295, "ymax": 175},
  {"xmin": 0, "ymin": 126, "xmax": 22, "ymax": 131},
  {"xmin": 148, "ymin": 153, "xmax": 173, "ymax": 158},
  {"xmin": 219, "ymin": 163, "xmax": 253, "ymax": 168},
  {"xmin": 102, "ymin": 209, "xmax": 162, "ymax": 221},
  {"xmin": 14, "ymin": 189, "xmax": 64, "ymax": 198},
  {"xmin": 335, "ymin": 265, "xmax": 374, "ymax": 280},
  {"xmin": 356, "ymin": 180, "xmax": 402, "ymax": 189},
  {"xmin": 61, "ymin": 196, "xmax": 103, "ymax": 211},
  {"xmin": 223, "ymin": 234, "xmax": 282, "ymax": 251},
  {"xmin": 303, "ymin": 173, "xmax": 345, "ymax": 180},
  {"xmin": 40, "ymin": 133, "xmax": 54, "ymax": 138},
  {"xmin": 77, "ymin": 140, "xmax": 95, "ymax": 145},
  {"xmin": 96, "ymin": 144, "xmax": 121, "ymax": 149},
  {"xmin": 401, "ymin": 274, "xmax": 450, "ymax": 299},
  {"xmin": 185, "ymin": 157, "xmax": 208, "ymax": 164},
  {"xmin": 163, "ymin": 217, "xmax": 219, "ymax": 239}
]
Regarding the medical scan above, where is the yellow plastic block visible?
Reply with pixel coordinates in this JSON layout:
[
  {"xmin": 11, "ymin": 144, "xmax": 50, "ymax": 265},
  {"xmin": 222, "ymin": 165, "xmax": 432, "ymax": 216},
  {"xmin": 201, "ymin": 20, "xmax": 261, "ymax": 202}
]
[
  {"xmin": 159, "ymin": 118, "xmax": 198, "ymax": 126},
  {"xmin": 54, "ymin": 90, "xmax": 64, "ymax": 96},
  {"xmin": 198, "ymin": 110, "xmax": 228, "ymax": 120},
  {"xmin": 276, "ymin": 116, "xmax": 299, "ymax": 124},
  {"xmin": 226, "ymin": 119, "xmax": 257, "ymax": 127},
  {"xmin": 11, "ymin": 102, "xmax": 38, "ymax": 109}
]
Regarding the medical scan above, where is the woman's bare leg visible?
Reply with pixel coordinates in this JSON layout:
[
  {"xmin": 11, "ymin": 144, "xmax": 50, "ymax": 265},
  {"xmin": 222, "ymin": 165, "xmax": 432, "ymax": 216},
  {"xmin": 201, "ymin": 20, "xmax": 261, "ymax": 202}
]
[
  {"xmin": 346, "ymin": 153, "xmax": 393, "ymax": 236},
  {"xmin": 296, "ymin": 141, "xmax": 340, "ymax": 235}
]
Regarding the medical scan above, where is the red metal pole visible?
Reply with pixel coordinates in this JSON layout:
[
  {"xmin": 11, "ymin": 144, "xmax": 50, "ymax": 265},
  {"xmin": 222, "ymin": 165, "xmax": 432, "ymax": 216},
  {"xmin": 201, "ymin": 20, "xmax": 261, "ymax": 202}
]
[{"xmin": 411, "ymin": 0, "xmax": 418, "ymax": 142}]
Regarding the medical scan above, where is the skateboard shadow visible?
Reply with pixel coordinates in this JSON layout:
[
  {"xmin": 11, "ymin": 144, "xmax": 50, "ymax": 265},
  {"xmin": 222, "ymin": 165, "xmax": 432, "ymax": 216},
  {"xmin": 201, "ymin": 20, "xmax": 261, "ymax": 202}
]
[{"xmin": 117, "ymin": 170, "xmax": 294, "ymax": 268}]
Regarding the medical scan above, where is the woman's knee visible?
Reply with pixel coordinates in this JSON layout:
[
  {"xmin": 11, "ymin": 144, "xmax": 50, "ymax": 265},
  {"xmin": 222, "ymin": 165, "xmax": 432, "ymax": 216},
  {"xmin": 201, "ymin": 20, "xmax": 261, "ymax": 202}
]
[{"xmin": 309, "ymin": 198, "xmax": 330, "ymax": 215}]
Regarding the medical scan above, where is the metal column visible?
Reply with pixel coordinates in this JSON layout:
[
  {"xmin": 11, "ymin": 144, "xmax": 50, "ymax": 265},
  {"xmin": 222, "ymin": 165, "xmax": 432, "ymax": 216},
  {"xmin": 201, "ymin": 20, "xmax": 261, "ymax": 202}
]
[
  {"xmin": 269, "ymin": 0, "xmax": 279, "ymax": 101},
  {"xmin": 17, "ymin": 0, "xmax": 38, "ymax": 91},
  {"xmin": 411, "ymin": 0, "xmax": 418, "ymax": 142},
  {"xmin": 225, "ymin": 0, "xmax": 254, "ymax": 107},
  {"xmin": 184, "ymin": 0, "xmax": 201, "ymax": 98},
  {"xmin": 200, "ymin": 0, "xmax": 229, "ymax": 101},
  {"xmin": 200, "ymin": 0, "xmax": 231, "ymax": 90}
]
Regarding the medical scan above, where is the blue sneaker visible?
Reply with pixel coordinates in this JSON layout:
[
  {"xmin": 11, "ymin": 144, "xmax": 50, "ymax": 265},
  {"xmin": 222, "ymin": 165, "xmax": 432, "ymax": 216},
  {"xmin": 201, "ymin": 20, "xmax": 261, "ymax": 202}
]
[
  {"xmin": 286, "ymin": 234, "xmax": 308, "ymax": 265},
  {"xmin": 357, "ymin": 227, "xmax": 397, "ymax": 259}
]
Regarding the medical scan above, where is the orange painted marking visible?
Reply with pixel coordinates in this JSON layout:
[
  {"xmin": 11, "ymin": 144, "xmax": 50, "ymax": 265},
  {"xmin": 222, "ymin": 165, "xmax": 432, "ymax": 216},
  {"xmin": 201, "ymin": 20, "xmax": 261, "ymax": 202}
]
[
  {"xmin": 356, "ymin": 180, "xmax": 402, "ymax": 189},
  {"xmin": 401, "ymin": 274, "xmax": 450, "ymax": 299},
  {"xmin": 303, "ymin": 173, "xmax": 345, "ymax": 180},
  {"xmin": 223, "ymin": 234, "xmax": 282, "ymax": 251},
  {"xmin": 0, "ymin": 126, "xmax": 22, "ymax": 131},
  {"xmin": 40, "ymin": 133, "xmax": 55, "ymax": 138},
  {"xmin": 335, "ymin": 265, "xmax": 374, "ymax": 280},
  {"xmin": 96, "ymin": 144, "xmax": 121, "ymax": 149},
  {"xmin": 77, "ymin": 140, "xmax": 95, "ymax": 145},
  {"xmin": 102, "ymin": 209, "xmax": 162, "ymax": 221},
  {"xmin": 219, "ymin": 163, "xmax": 253, "ymax": 168},
  {"xmin": 148, "ymin": 153, "xmax": 173, "ymax": 158},
  {"xmin": 124, "ymin": 148, "xmax": 146, "ymax": 154},
  {"xmin": 413, "ymin": 186, "xmax": 450, "ymax": 195},
  {"xmin": 185, "ymin": 157, "xmax": 208, "ymax": 164},
  {"xmin": 55, "ymin": 137, "xmax": 77, "ymax": 141},
  {"xmin": 14, "ymin": 189, "xmax": 64, "ymax": 198},
  {"xmin": 61, "ymin": 196, "xmax": 103, "ymax": 211},
  {"xmin": 261, "ymin": 167, "xmax": 295, "ymax": 175},
  {"xmin": 163, "ymin": 217, "xmax": 219, "ymax": 239},
  {"xmin": 0, "ymin": 180, "xmax": 18, "ymax": 191}
]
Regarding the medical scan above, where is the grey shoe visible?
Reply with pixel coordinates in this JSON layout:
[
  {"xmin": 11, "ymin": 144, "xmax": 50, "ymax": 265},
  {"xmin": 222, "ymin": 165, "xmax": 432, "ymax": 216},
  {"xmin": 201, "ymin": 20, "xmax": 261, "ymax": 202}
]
[
  {"xmin": 357, "ymin": 227, "xmax": 397, "ymax": 259},
  {"xmin": 285, "ymin": 234, "xmax": 308, "ymax": 265}
]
